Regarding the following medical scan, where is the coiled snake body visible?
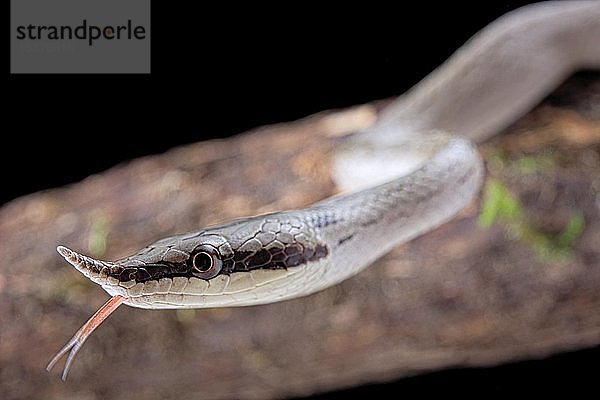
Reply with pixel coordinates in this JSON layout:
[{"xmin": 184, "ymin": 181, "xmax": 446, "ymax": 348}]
[{"xmin": 48, "ymin": 2, "xmax": 600, "ymax": 380}]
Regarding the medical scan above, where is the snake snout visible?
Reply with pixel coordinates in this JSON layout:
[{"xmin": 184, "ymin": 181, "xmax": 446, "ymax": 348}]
[
  {"xmin": 56, "ymin": 246, "xmax": 78, "ymax": 264},
  {"xmin": 56, "ymin": 245, "xmax": 117, "ymax": 285}
]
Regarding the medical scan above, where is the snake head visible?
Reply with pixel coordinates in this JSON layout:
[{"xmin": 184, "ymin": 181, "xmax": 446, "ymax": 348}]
[
  {"xmin": 56, "ymin": 241, "xmax": 208, "ymax": 299},
  {"xmin": 56, "ymin": 213, "xmax": 329, "ymax": 308}
]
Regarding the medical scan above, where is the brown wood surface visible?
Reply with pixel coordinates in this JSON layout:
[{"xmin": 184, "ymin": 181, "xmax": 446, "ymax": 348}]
[{"xmin": 1, "ymin": 73, "xmax": 599, "ymax": 400}]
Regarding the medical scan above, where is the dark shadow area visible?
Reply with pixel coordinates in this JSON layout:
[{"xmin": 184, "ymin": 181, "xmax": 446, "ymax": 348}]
[
  {"xmin": 3, "ymin": 1, "xmax": 536, "ymax": 204},
  {"xmin": 304, "ymin": 345, "xmax": 600, "ymax": 398}
]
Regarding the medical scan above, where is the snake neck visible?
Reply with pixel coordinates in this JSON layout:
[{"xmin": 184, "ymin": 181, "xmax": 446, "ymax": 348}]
[
  {"xmin": 308, "ymin": 135, "xmax": 483, "ymax": 286},
  {"xmin": 362, "ymin": 1, "xmax": 600, "ymax": 147}
]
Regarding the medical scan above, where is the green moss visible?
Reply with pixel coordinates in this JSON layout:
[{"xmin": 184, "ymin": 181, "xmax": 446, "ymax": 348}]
[
  {"xmin": 557, "ymin": 212, "xmax": 585, "ymax": 248},
  {"xmin": 87, "ymin": 209, "xmax": 111, "ymax": 257},
  {"xmin": 514, "ymin": 154, "xmax": 556, "ymax": 174},
  {"xmin": 487, "ymin": 149, "xmax": 558, "ymax": 175},
  {"xmin": 479, "ymin": 179, "xmax": 584, "ymax": 261},
  {"xmin": 478, "ymin": 179, "xmax": 522, "ymax": 228}
]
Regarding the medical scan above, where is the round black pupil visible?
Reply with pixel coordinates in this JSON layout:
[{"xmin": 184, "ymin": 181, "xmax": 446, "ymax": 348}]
[{"xmin": 194, "ymin": 252, "xmax": 213, "ymax": 272}]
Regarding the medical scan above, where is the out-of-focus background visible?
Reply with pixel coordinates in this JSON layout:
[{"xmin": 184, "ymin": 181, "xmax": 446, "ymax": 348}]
[
  {"xmin": 3, "ymin": 1, "xmax": 546, "ymax": 204},
  {"xmin": 3, "ymin": 2, "xmax": 600, "ymax": 399}
]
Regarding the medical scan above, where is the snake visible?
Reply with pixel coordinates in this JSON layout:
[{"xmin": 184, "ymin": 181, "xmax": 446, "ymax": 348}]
[{"xmin": 48, "ymin": 1, "xmax": 600, "ymax": 380}]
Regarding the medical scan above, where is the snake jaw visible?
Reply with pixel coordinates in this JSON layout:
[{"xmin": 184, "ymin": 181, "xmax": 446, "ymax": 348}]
[{"xmin": 56, "ymin": 246, "xmax": 120, "ymax": 287}]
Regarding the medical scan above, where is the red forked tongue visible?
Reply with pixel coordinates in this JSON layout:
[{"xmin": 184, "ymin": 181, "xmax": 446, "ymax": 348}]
[{"xmin": 46, "ymin": 295, "xmax": 126, "ymax": 381}]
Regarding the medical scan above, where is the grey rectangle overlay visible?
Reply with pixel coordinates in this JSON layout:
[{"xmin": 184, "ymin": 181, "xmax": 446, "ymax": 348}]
[{"xmin": 11, "ymin": 0, "xmax": 150, "ymax": 74}]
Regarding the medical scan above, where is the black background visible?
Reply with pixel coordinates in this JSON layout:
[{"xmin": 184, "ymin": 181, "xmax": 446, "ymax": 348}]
[{"xmin": 5, "ymin": 1, "xmax": 599, "ymax": 396}]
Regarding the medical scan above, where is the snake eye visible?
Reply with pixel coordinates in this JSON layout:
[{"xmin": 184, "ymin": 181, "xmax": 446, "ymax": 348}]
[{"xmin": 191, "ymin": 245, "xmax": 222, "ymax": 279}]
